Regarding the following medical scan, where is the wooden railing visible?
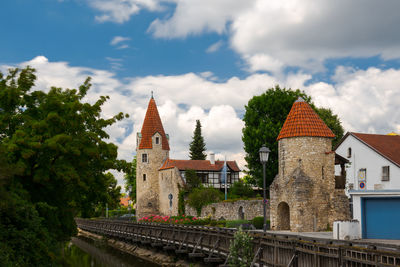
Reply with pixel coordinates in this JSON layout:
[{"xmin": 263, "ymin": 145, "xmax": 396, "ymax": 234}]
[{"xmin": 76, "ymin": 218, "xmax": 400, "ymax": 266}]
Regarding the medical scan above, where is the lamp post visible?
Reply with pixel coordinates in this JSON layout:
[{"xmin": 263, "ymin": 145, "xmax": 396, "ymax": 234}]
[{"xmin": 259, "ymin": 145, "xmax": 270, "ymax": 232}]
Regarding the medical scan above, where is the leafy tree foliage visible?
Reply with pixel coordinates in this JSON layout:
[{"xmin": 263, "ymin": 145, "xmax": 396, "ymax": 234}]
[
  {"xmin": 124, "ymin": 156, "xmax": 136, "ymax": 202},
  {"xmin": 189, "ymin": 119, "xmax": 207, "ymax": 160},
  {"xmin": 229, "ymin": 227, "xmax": 253, "ymax": 267},
  {"xmin": 242, "ymin": 85, "xmax": 344, "ymax": 187},
  {"xmin": 316, "ymin": 107, "xmax": 344, "ymax": 147},
  {"xmin": 228, "ymin": 181, "xmax": 255, "ymax": 199},
  {"xmin": 187, "ymin": 187, "xmax": 223, "ymax": 216},
  {"xmin": 0, "ymin": 67, "xmax": 127, "ymax": 264},
  {"xmin": 185, "ymin": 169, "xmax": 202, "ymax": 190}
]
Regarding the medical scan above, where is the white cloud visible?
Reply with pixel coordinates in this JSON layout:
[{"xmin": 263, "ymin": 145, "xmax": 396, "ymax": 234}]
[
  {"xmin": 148, "ymin": 0, "xmax": 252, "ymax": 38},
  {"xmin": 86, "ymin": 1, "xmax": 400, "ymax": 72},
  {"xmin": 206, "ymin": 40, "xmax": 223, "ymax": 53},
  {"xmin": 88, "ymin": 0, "xmax": 162, "ymax": 23},
  {"xmin": 110, "ymin": 36, "xmax": 131, "ymax": 46},
  {"xmin": 4, "ymin": 56, "xmax": 400, "ymax": 185}
]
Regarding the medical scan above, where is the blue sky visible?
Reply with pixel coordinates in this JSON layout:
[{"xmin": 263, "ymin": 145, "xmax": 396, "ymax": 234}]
[{"xmin": 2, "ymin": 0, "xmax": 400, "ymax": 184}]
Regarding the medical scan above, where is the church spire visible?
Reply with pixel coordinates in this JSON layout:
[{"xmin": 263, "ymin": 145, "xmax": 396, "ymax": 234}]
[{"xmin": 139, "ymin": 97, "xmax": 170, "ymax": 150}]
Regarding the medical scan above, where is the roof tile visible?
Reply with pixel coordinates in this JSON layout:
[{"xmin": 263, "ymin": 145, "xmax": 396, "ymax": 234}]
[
  {"xmin": 277, "ymin": 98, "xmax": 335, "ymax": 140},
  {"xmin": 139, "ymin": 98, "xmax": 170, "ymax": 150},
  {"xmin": 352, "ymin": 132, "xmax": 400, "ymax": 167},
  {"xmin": 159, "ymin": 158, "xmax": 240, "ymax": 172}
]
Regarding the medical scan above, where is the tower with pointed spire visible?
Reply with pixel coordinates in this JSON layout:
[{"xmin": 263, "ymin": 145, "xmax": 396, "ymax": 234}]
[
  {"xmin": 136, "ymin": 97, "xmax": 170, "ymax": 217},
  {"xmin": 269, "ymin": 97, "xmax": 350, "ymax": 232}
]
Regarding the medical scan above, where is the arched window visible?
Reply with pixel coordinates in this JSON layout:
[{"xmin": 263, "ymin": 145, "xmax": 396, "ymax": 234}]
[
  {"xmin": 155, "ymin": 137, "xmax": 160, "ymax": 144},
  {"xmin": 347, "ymin": 147, "xmax": 352, "ymax": 158}
]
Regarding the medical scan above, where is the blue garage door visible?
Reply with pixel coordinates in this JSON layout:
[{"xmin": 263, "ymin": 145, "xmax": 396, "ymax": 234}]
[{"xmin": 362, "ymin": 197, "xmax": 400, "ymax": 239}]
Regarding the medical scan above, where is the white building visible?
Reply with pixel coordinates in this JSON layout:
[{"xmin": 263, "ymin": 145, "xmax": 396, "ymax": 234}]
[{"xmin": 335, "ymin": 132, "xmax": 400, "ymax": 239}]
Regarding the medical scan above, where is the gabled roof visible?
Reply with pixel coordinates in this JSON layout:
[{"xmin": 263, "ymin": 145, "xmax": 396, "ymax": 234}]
[
  {"xmin": 335, "ymin": 132, "xmax": 400, "ymax": 168},
  {"xmin": 277, "ymin": 97, "xmax": 335, "ymax": 141},
  {"xmin": 159, "ymin": 158, "xmax": 240, "ymax": 172},
  {"xmin": 139, "ymin": 97, "xmax": 170, "ymax": 150}
]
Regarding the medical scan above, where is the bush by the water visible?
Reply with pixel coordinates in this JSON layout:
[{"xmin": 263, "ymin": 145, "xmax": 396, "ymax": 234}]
[{"xmin": 229, "ymin": 227, "xmax": 253, "ymax": 267}]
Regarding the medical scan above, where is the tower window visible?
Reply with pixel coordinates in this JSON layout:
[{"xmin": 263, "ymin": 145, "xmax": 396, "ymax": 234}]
[
  {"xmin": 143, "ymin": 174, "xmax": 146, "ymax": 181},
  {"xmin": 142, "ymin": 153, "xmax": 148, "ymax": 163},
  {"xmin": 347, "ymin": 147, "xmax": 352, "ymax": 158},
  {"xmin": 155, "ymin": 137, "xmax": 160, "ymax": 144}
]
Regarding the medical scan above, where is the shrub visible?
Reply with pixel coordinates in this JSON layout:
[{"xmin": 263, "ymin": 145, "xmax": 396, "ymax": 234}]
[
  {"xmin": 228, "ymin": 181, "xmax": 255, "ymax": 199},
  {"xmin": 229, "ymin": 227, "xmax": 254, "ymax": 267},
  {"xmin": 251, "ymin": 216, "xmax": 264, "ymax": 229},
  {"xmin": 226, "ymin": 219, "xmax": 251, "ymax": 229},
  {"xmin": 178, "ymin": 189, "xmax": 187, "ymax": 216},
  {"xmin": 187, "ymin": 187, "xmax": 224, "ymax": 216}
]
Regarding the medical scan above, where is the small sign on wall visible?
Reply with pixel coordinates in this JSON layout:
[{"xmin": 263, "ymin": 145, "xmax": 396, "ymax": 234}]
[{"xmin": 358, "ymin": 168, "xmax": 367, "ymax": 190}]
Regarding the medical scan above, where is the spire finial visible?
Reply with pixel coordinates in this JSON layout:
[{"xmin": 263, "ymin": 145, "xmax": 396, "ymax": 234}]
[{"xmin": 151, "ymin": 91, "xmax": 154, "ymax": 99}]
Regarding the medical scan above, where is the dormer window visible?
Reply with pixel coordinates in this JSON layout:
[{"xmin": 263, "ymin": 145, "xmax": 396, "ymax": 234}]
[
  {"xmin": 155, "ymin": 137, "xmax": 160, "ymax": 144},
  {"xmin": 142, "ymin": 153, "xmax": 148, "ymax": 163},
  {"xmin": 347, "ymin": 147, "xmax": 352, "ymax": 158}
]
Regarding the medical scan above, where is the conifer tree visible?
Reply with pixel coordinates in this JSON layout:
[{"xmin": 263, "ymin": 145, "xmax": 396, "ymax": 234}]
[{"xmin": 189, "ymin": 120, "xmax": 207, "ymax": 160}]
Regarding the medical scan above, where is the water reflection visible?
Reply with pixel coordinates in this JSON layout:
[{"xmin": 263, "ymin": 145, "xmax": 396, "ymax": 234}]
[{"xmin": 64, "ymin": 236, "xmax": 160, "ymax": 267}]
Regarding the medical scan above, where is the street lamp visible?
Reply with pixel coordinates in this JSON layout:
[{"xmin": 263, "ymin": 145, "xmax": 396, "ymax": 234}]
[{"xmin": 259, "ymin": 145, "xmax": 270, "ymax": 232}]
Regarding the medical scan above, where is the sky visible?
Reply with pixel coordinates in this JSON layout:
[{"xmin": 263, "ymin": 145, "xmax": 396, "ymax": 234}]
[{"xmin": 1, "ymin": 0, "xmax": 400, "ymax": 186}]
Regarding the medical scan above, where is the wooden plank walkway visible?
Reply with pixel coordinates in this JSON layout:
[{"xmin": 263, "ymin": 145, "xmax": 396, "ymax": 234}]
[{"xmin": 76, "ymin": 218, "xmax": 400, "ymax": 266}]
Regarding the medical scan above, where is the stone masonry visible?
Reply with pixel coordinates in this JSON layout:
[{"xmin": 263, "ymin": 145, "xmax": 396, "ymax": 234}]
[
  {"xmin": 136, "ymin": 132, "xmax": 169, "ymax": 218},
  {"xmin": 185, "ymin": 199, "xmax": 268, "ymax": 221},
  {"xmin": 270, "ymin": 99, "xmax": 350, "ymax": 232}
]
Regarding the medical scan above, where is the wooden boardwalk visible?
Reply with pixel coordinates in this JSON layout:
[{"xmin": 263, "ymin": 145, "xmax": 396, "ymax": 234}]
[{"xmin": 76, "ymin": 218, "xmax": 400, "ymax": 266}]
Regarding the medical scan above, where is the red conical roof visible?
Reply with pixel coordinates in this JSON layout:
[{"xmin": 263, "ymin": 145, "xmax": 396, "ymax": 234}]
[
  {"xmin": 277, "ymin": 98, "xmax": 335, "ymax": 141},
  {"xmin": 139, "ymin": 98, "xmax": 170, "ymax": 150}
]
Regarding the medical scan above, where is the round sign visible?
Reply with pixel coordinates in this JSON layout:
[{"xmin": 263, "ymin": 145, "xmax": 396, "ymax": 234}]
[{"xmin": 359, "ymin": 182, "xmax": 365, "ymax": 189}]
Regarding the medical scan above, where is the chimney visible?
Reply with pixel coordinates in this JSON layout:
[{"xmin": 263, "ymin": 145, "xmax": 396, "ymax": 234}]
[{"xmin": 210, "ymin": 153, "xmax": 215, "ymax": 165}]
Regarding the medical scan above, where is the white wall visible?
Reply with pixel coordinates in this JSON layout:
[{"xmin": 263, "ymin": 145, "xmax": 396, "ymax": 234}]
[{"xmin": 335, "ymin": 135, "xmax": 400, "ymax": 193}]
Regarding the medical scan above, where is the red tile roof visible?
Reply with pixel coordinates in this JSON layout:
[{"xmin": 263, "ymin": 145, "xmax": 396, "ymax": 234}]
[
  {"xmin": 139, "ymin": 98, "xmax": 170, "ymax": 150},
  {"xmin": 277, "ymin": 98, "xmax": 335, "ymax": 141},
  {"xmin": 350, "ymin": 132, "xmax": 400, "ymax": 167},
  {"xmin": 120, "ymin": 196, "xmax": 130, "ymax": 207},
  {"xmin": 159, "ymin": 158, "xmax": 240, "ymax": 172}
]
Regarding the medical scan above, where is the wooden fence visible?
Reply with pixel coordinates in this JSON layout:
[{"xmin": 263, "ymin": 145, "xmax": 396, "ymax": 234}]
[{"xmin": 76, "ymin": 218, "xmax": 400, "ymax": 266}]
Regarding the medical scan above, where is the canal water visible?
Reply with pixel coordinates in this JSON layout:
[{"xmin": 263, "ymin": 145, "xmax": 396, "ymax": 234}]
[{"xmin": 63, "ymin": 236, "xmax": 160, "ymax": 267}]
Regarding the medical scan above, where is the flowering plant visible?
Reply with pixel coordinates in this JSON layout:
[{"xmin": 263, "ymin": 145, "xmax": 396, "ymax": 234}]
[{"xmin": 138, "ymin": 214, "xmax": 199, "ymax": 224}]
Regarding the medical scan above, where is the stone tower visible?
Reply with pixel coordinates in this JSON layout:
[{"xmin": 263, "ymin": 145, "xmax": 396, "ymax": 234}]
[
  {"xmin": 269, "ymin": 98, "xmax": 350, "ymax": 232},
  {"xmin": 136, "ymin": 96, "xmax": 170, "ymax": 218}
]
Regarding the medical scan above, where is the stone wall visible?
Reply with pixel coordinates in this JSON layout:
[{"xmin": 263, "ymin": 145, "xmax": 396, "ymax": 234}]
[
  {"xmin": 185, "ymin": 199, "xmax": 269, "ymax": 221},
  {"xmin": 270, "ymin": 137, "xmax": 350, "ymax": 232},
  {"xmin": 159, "ymin": 167, "xmax": 184, "ymax": 216}
]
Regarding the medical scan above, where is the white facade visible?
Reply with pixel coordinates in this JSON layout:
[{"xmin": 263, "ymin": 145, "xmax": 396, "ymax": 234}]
[
  {"xmin": 335, "ymin": 133, "xmax": 400, "ymax": 239},
  {"xmin": 335, "ymin": 134, "xmax": 400, "ymax": 192}
]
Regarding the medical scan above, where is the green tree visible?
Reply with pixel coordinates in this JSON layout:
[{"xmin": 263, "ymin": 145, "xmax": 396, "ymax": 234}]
[
  {"xmin": 189, "ymin": 119, "xmax": 207, "ymax": 160},
  {"xmin": 316, "ymin": 107, "xmax": 344, "ymax": 147},
  {"xmin": 228, "ymin": 181, "xmax": 255, "ymax": 199},
  {"xmin": 229, "ymin": 227, "xmax": 254, "ymax": 267},
  {"xmin": 242, "ymin": 85, "xmax": 344, "ymax": 187},
  {"xmin": 187, "ymin": 187, "xmax": 223, "ymax": 216},
  {"xmin": 0, "ymin": 67, "xmax": 128, "ymax": 264},
  {"xmin": 124, "ymin": 156, "xmax": 136, "ymax": 202},
  {"xmin": 185, "ymin": 169, "xmax": 201, "ymax": 190}
]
